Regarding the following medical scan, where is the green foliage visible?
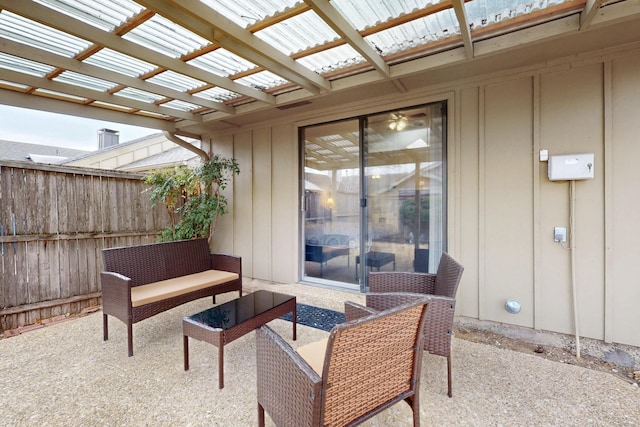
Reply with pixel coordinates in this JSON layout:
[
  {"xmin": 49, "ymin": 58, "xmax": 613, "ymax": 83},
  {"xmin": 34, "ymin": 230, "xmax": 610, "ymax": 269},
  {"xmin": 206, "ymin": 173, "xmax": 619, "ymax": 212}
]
[
  {"xmin": 145, "ymin": 155, "xmax": 240, "ymax": 243},
  {"xmin": 400, "ymin": 197, "xmax": 430, "ymax": 230}
]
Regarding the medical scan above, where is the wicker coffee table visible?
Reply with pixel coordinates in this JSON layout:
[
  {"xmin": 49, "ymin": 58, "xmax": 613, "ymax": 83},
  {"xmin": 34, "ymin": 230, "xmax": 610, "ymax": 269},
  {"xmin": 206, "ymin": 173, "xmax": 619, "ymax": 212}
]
[{"xmin": 183, "ymin": 290, "xmax": 296, "ymax": 389}]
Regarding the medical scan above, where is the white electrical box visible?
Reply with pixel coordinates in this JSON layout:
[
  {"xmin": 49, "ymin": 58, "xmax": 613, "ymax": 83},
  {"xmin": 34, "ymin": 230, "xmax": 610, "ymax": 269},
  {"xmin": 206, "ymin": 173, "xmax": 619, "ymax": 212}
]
[{"xmin": 548, "ymin": 153, "xmax": 594, "ymax": 181}]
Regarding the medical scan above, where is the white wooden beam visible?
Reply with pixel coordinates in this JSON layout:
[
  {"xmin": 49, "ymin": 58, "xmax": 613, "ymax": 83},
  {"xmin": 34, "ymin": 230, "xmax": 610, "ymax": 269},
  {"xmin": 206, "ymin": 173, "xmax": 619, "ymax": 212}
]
[
  {"xmin": 148, "ymin": 0, "xmax": 332, "ymax": 93},
  {"xmin": 452, "ymin": 0, "xmax": 474, "ymax": 59},
  {"xmin": 0, "ymin": 0, "xmax": 275, "ymax": 104},
  {"xmin": 304, "ymin": 0, "xmax": 390, "ymax": 77},
  {"xmin": 581, "ymin": 0, "xmax": 604, "ymax": 29},
  {"xmin": 0, "ymin": 68, "xmax": 201, "ymax": 122},
  {"xmin": 588, "ymin": 0, "xmax": 640, "ymax": 27},
  {"xmin": 0, "ymin": 88, "xmax": 176, "ymax": 131},
  {"xmin": 0, "ymin": 38, "xmax": 236, "ymax": 115}
]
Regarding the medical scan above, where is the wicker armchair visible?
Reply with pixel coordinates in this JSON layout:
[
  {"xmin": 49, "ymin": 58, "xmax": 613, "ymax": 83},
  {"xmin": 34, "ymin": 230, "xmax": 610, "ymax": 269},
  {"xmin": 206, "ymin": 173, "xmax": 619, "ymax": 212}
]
[
  {"xmin": 255, "ymin": 298, "xmax": 430, "ymax": 427},
  {"xmin": 366, "ymin": 252, "xmax": 464, "ymax": 397}
]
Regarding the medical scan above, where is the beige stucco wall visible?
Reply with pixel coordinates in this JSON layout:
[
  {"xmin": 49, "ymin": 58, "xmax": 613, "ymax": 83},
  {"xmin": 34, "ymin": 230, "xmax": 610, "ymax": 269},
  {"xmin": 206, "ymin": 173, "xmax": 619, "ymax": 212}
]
[{"xmin": 208, "ymin": 43, "xmax": 640, "ymax": 348}]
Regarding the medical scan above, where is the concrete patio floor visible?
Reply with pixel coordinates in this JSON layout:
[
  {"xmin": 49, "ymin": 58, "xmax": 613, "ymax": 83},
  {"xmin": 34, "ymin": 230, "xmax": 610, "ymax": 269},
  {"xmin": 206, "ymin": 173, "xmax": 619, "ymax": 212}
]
[{"xmin": 1, "ymin": 279, "xmax": 638, "ymax": 426}]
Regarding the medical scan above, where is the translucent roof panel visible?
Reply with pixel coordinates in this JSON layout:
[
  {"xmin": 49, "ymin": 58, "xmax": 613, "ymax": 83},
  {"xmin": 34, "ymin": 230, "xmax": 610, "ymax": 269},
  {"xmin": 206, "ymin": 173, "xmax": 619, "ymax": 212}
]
[
  {"xmin": 122, "ymin": 13, "xmax": 211, "ymax": 58},
  {"xmin": 53, "ymin": 71, "xmax": 117, "ymax": 92},
  {"xmin": 366, "ymin": 9, "xmax": 459, "ymax": 56},
  {"xmin": 146, "ymin": 71, "xmax": 207, "ymax": 92},
  {"xmin": 0, "ymin": 80, "xmax": 31, "ymax": 90},
  {"xmin": 0, "ymin": 0, "xmax": 603, "ymax": 128},
  {"xmin": 465, "ymin": 0, "xmax": 574, "ymax": 32},
  {"xmin": 0, "ymin": 53, "xmax": 56, "ymax": 77},
  {"xmin": 187, "ymin": 48, "xmax": 257, "ymax": 78},
  {"xmin": 296, "ymin": 44, "xmax": 365, "ymax": 75},
  {"xmin": 254, "ymin": 10, "xmax": 339, "ymax": 56},
  {"xmin": 91, "ymin": 100, "xmax": 133, "ymax": 112},
  {"xmin": 82, "ymin": 49, "xmax": 157, "ymax": 78},
  {"xmin": 193, "ymin": 87, "xmax": 242, "ymax": 103},
  {"xmin": 114, "ymin": 87, "xmax": 165, "ymax": 103},
  {"xmin": 160, "ymin": 99, "xmax": 203, "ymax": 112},
  {"xmin": 34, "ymin": 88, "xmax": 87, "ymax": 102},
  {"xmin": 33, "ymin": 0, "xmax": 143, "ymax": 32},
  {"xmin": 235, "ymin": 70, "xmax": 289, "ymax": 91},
  {"xmin": 199, "ymin": 0, "xmax": 301, "ymax": 28},
  {"xmin": 0, "ymin": 11, "xmax": 92, "ymax": 57},
  {"xmin": 331, "ymin": 0, "xmax": 447, "ymax": 31}
]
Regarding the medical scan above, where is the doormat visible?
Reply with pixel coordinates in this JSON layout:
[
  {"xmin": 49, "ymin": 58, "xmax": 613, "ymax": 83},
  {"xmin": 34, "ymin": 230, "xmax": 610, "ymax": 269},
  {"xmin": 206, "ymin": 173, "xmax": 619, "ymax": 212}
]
[{"xmin": 280, "ymin": 303, "xmax": 345, "ymax": 332}]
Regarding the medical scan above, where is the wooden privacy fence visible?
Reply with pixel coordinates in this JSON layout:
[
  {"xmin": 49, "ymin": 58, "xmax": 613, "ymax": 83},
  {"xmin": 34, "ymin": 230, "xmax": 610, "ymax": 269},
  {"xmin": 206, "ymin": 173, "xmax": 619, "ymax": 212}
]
[{"xmin": 0, "ymin": 160, "xmax": 171, "ymax": 333}]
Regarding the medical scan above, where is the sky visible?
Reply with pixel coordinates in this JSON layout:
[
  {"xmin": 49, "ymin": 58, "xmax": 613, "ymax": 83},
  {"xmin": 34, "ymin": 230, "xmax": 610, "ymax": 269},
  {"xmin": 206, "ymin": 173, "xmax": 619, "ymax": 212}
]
[{"xmin": 0, "ymin": 104, "xmax": 160, "ymax": 152}]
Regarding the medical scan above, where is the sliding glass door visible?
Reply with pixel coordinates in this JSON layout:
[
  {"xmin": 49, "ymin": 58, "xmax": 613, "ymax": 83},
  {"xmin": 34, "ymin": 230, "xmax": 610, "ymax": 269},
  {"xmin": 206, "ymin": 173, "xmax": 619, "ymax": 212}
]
[
  {"xmin": 302, "ymin": 119, "xmax": 360, "ymax": 288},
  {"xmin": 301, "ymin": 102, "xmax": 446, "ymax": 290}
]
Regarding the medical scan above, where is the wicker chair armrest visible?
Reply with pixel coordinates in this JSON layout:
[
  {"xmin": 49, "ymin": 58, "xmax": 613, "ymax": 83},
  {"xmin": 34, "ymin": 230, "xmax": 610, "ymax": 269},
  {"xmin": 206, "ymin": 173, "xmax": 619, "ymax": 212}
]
[
  {"xmin": 210, "ymin": 253, "xmax": 242, "ymax": 275},
  {"xmin": 256, "ymin": 326, "xmax": 322, "ymax": 427},
  {"xmin": 419, "ymin": 295, "xmax": 456, "ymax": 358},
  {"xmin": 365, "ymin": 292, "xmax": 432, "ymax": 312},
  {"xmin": 344, "ymin": 301, "xmax": 377, "ymax": 322},
  {"xmin": 369, "ymin": 271, "xmax": 436, "ymax": 294},
  {"xmin": 100, "ymin": 271, "xmax": 132, "ymax": 319}
]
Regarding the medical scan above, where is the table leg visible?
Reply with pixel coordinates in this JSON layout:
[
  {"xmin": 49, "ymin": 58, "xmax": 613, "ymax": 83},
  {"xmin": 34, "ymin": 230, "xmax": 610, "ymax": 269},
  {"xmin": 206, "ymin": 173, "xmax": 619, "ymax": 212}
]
[
  {"xmin": 292, "ymin": 303, "xmax": 297, "ymax": 341},
  {"xmin": 183, "ymin": 335, "xmax": 189, "ymax": 371},
  {"xmin": 218, "ymin": 335, "xmax": 224, "ymax": 389}
]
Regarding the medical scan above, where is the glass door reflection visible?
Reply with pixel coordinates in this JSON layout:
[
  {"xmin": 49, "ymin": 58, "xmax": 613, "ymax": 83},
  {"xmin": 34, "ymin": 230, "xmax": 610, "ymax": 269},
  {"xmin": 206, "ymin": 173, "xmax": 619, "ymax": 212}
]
[
  {"xmin": 301, "ymin": 102, "xmax": 446, "ymax": 290},
  {"xmin": 302, "ymin": 119, "xmax": 360, "ymax": 288},
  {"xmin": 362, "ymin": 104, "xmax": 445, "ymax": 283}
]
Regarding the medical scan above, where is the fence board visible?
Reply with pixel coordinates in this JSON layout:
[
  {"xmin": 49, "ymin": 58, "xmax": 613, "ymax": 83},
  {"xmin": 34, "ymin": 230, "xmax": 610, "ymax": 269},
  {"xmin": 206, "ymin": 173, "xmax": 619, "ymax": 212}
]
[{"xmin": 0, "ymin": 161, "xmax": 170, "ymax": 332}]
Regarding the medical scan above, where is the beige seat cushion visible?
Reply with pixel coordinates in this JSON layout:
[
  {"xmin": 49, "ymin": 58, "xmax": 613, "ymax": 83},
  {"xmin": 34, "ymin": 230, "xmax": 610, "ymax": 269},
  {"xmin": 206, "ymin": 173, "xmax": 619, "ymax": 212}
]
[
  {"xmin": 296, "ymin": 338, "xmax": 328, "ymax": 375},
  {"xmin": 131, "ymin": 270, "xmax": 239, "ymax": 307}
]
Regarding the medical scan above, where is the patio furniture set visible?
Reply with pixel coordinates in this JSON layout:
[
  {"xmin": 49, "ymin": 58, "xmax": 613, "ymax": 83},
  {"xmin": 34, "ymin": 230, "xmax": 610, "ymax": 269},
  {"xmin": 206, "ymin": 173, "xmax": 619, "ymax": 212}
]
[{"xmin": 100, "ymin": 238, "xmax": 463, "ymax": 426}]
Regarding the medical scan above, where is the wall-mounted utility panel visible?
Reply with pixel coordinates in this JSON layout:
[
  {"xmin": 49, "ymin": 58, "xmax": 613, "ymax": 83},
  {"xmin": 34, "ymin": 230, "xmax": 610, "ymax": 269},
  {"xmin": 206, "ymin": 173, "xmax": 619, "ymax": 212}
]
[{"xmin": 548, "ymin": 153, "xmax": 594, "ymax": 181}]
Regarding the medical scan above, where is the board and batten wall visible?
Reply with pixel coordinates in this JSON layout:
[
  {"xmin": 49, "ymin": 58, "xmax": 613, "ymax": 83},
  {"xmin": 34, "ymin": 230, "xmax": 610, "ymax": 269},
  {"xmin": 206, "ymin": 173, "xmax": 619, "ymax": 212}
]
[{"xmin": 208, "ymin": 44, "xmax": 640, "ymax": 348}]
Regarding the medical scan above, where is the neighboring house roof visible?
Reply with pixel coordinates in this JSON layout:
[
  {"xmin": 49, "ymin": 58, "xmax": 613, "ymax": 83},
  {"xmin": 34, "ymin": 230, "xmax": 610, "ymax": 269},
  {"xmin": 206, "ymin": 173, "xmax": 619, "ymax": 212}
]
[
  {"xmin": 0, "ymin": 139, "xmax": 89, "ymax": 163},
  {"xmin": 116, "ymin": 145, "xmax": 198, "ymax": 172},
  {"xmin": 63, "ymin": 132, "xmax": 201, "ymax": 172},
  {"xmin": 1, "ymin": 134, "xmax": 201, "ymax": 172}
]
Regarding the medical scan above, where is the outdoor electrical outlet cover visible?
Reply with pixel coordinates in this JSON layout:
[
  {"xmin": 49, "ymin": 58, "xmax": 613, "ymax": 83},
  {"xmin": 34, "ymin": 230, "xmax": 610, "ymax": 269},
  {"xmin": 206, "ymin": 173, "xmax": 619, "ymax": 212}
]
[{"xmin": 554, "ymin": 227, "xmax": 567, "ymax": 243}]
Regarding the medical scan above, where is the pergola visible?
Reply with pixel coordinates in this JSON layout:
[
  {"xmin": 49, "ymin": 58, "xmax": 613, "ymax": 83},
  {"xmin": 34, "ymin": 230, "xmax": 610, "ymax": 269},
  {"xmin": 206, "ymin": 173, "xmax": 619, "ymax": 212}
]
[{"xmin": 1, "ymin": 0, "xmax": 638, "ymax": 148}]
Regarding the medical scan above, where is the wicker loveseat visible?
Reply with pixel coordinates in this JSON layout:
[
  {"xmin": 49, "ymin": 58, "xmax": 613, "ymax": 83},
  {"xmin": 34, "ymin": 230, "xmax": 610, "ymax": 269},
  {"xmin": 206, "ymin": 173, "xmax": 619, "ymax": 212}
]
[{"xmin": 101, "ymin": 238, "xmax": 242, "ymax": 356}]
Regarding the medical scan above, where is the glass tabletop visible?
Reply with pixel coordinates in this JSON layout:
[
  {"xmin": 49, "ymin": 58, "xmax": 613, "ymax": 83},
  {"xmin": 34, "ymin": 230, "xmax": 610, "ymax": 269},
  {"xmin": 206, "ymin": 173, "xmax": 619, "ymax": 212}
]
[{"xmin": 186, "ymin": 290, "xmax": 294, "ymax": 330}]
